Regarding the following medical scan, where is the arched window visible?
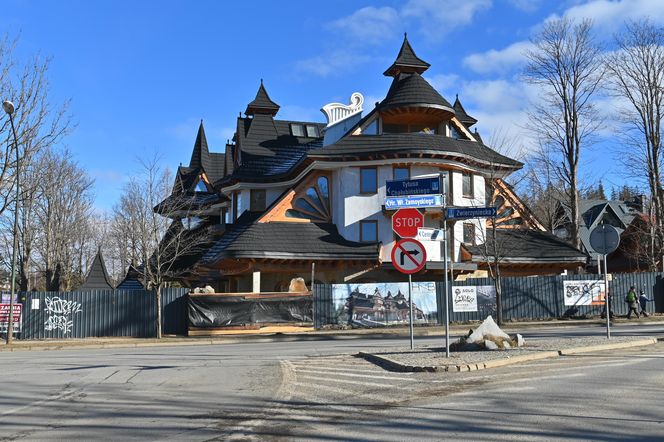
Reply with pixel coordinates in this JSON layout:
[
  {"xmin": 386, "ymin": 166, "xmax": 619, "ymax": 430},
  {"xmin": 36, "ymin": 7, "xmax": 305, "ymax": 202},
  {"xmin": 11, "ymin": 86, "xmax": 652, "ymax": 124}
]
[{"xmin": 285, "ymin": 176, "xmax": 331, "ymax": 222}]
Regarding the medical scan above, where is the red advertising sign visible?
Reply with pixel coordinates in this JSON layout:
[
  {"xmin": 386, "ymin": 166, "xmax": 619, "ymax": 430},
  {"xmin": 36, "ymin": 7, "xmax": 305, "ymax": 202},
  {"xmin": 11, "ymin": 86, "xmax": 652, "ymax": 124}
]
[
  {"xmin": 392, "ymin": 208, "xmax": 424, "ymax": 238},
  {"xmin": 0, "ymin": 303, "xmax": 22, "ymax": 332},
  {"xmin": 391, "ymin": 238, "xmax": 427, "ymax": 274}
]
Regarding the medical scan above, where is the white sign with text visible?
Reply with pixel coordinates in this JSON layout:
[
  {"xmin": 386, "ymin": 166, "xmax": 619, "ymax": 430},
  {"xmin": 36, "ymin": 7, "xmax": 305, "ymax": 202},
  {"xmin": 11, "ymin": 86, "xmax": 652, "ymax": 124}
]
[{"xmin": 452, "ymin": 286, "xmax": 478, "ymax": 312}]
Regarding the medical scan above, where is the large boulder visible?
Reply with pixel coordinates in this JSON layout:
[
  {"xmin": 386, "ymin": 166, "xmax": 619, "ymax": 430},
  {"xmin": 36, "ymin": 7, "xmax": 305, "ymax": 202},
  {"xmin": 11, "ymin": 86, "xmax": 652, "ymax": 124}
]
[{"xmin": 467, "ymin": 315, "xmax": 511, "ymax": 344}]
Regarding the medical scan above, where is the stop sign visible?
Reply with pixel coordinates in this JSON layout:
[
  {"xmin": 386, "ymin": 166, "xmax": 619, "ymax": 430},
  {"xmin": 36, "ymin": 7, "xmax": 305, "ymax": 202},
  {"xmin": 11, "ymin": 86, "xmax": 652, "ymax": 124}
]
[{"xmin": 392, "ymin": 208, "xmax": 424, "ymax": 238}]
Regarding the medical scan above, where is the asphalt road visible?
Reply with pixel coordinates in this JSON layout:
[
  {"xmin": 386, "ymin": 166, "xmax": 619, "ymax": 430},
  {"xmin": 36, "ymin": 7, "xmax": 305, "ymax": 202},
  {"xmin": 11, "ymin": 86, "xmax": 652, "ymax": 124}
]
[{"xmin": 0, "ymin": 323, "xmax": 662, "ymax": 441}]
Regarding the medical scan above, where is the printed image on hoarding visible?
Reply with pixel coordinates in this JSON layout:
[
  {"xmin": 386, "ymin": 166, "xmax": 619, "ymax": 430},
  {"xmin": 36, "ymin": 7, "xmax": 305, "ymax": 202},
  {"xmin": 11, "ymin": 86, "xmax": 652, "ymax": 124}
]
[
  {"xmin": 476, "ymin": 285, "xmax": 497, "ymax": 315},
  {"xmin": 331, "ymin": 282, "xmax": 437, "ymax": 327},
  {"xmin": 563, "ymin": 280, "xmax": 606, "ymax": 306}
]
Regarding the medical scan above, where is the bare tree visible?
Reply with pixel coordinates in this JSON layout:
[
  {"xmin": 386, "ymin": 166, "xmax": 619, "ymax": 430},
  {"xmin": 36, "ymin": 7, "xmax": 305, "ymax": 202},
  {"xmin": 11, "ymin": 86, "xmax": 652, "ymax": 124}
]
[
  {"xmin": 34, "ymin": 148, "xmax": 94, "ymax": 291},
  {"xmin": 0, "ymin": 34, "xmax": 72, "ymax": 217},
  {"xmin": 112, "ymin": 155, "xmax": 211, "ymax": 338},
  {"xmin": 606, "ymin": 20, "xmax": 664, "ymax": 270},
  {"xmin": 524, "ymin": 18, "xmax": 605, "ymax": 252}
]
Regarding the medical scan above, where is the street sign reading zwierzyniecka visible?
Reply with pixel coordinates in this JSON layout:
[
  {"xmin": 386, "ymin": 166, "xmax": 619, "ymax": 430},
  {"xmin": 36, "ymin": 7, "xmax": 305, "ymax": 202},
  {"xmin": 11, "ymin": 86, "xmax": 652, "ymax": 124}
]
[{"xmin": 446, "ymin": 207, "xmax": 497, "ymax": 220}]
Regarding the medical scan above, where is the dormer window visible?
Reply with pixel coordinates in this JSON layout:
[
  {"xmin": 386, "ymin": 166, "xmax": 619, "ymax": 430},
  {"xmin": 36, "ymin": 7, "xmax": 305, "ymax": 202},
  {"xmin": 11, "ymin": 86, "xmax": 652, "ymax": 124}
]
[
  {"xmin": 290, "ymin": 124, "xmax": 305, "ymax": 137},
  {"xmin": 305, "ymin": 125, "xmax": 319, "ymax": 137},
  {"xmin": 195, "ymin": 179, "xmax": 207, "ymax": 192},
  {"xmin": 183, "ymin": 216, "xmax": 203, "ymax": 230}
]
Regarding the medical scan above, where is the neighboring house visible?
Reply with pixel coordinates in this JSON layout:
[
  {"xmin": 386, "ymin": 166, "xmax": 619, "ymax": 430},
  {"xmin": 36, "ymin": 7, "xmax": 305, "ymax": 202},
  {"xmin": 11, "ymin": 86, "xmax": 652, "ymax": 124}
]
[
  {"xmin": 79, "ymin": 250, "xmax": 114, "ymax": 290},
  {"xmin": 156, "ymin": 35, "xmax": 587, "ymax": 292},
  {"xmin": 555, "ymin": 197, "xmax": 649, "ymax": 272}
]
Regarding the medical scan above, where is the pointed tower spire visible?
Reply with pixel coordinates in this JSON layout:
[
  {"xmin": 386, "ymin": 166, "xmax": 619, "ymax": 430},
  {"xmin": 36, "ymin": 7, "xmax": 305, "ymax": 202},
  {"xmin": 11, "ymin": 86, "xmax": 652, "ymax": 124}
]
[
  {"xmin": 189, "ymin": 120, "xmax": 210, "ymax": 170},
  {"xmin": 245, "ymin": 79, "xmax": 280, "ymax": 116},
  {"xmin": 453, "ymin": 95, "xmax": 478, "ymax": 128},
  {"xmin": 383, "ymin": 33, "xmax": 431, "ymax": 77}
]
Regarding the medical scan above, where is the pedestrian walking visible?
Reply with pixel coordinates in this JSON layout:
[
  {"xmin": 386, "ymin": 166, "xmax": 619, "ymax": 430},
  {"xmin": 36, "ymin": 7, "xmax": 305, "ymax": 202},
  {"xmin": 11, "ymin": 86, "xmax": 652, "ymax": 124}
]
[
  {"xmin": 625, "ymin": 286, "xmax": 639, "ymax": 319},
  {"xmin": 639, "ymin": 290, "xmax": 652, "ymax": 317}
]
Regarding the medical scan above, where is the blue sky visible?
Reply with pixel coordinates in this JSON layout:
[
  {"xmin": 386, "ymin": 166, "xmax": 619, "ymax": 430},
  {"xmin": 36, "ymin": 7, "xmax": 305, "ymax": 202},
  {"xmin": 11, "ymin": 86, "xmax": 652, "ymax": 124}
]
[{"xmin": 3, "ymin": 0, "xmax": 663, "ymax": 211}]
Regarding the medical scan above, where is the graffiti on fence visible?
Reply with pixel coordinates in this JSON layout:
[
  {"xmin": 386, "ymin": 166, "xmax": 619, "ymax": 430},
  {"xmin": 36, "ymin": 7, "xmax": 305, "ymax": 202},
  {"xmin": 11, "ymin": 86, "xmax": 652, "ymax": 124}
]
[{"xmin": 44, "ymin": 297, "xmax": 82, "ymax": 334}]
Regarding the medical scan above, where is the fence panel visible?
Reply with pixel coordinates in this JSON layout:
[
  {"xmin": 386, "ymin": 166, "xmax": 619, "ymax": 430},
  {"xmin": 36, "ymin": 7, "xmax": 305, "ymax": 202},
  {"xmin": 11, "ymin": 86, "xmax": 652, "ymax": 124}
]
[{"xmin": 161, "ymin": 288, "xmax": 190, "ymax": 335}]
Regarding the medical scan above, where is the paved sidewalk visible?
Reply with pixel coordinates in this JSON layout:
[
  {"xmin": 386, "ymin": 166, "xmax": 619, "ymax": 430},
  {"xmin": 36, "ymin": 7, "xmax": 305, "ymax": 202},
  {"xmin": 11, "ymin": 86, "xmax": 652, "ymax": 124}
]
[
  {"xmin": 358, "ymin": 336, "xmax": 659, "ymax": 372},
  {"xmin": 1, "ymin": 317, "xmax": 663, "ymax": 352}
]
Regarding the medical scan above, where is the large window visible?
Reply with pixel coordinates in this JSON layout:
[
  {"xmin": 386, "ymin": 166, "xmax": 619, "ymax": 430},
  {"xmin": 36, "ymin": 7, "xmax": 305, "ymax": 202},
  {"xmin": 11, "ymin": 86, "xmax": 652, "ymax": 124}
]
[
  {"xmin": 393, "ymin": 166, "xmax": 409, "ymax": 181},
  {"xmin": 360, "ymin": 167, "xmax": 377, "ymax": 194},
  {"xmin": 463, "ymin": 223, "xmax": 475, "ymax": 245},
  {"xmin": 285, "ymin": 176, "xmax": 331, "ymax": 222},
  {"xmin": 462, "ymin": 172, "xmax": 474, "ymax": 198},
  {"xmin": 360, "ymin": 220, "xmax": 378, "ymax": 242},
  {"xmin": 250, "ymin": 189, "xmax": 266, "ymax": 212}
]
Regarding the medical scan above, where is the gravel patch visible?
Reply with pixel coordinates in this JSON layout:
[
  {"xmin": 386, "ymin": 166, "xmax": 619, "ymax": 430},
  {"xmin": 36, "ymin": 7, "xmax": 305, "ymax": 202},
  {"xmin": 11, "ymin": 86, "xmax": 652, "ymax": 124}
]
[{"xmin": 361, "ymin": 336, "xmax": 655, "ymax": 370}]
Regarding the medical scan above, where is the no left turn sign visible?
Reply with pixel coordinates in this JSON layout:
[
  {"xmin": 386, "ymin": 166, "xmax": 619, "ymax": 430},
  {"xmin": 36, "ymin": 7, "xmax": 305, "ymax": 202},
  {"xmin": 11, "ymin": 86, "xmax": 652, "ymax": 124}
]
[{"xmin": 391, "ymin": 238, "xmax": 427, "ymax": 274}]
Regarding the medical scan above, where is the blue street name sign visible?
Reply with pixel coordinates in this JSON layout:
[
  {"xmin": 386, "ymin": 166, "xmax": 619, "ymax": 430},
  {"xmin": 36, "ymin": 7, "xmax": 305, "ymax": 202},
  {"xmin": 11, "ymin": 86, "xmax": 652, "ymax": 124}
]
[
  {"xmin": 386, "ymin": 176, "xmax": 441, "ymax": 197},
  {"xmin": 385, "ymin": 194, "xmax": 444, "ymax": 209},
  {"xmin": 446, "ymin": 207, "xmax": 497, "ymax": 220}
]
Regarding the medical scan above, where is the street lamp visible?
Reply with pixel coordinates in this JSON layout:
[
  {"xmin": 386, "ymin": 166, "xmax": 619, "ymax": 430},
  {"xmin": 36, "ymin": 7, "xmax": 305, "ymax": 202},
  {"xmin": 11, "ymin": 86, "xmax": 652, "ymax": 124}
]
[{"xmin": 3, "ymin": 100, "xmax": 20, "ymax": 344}]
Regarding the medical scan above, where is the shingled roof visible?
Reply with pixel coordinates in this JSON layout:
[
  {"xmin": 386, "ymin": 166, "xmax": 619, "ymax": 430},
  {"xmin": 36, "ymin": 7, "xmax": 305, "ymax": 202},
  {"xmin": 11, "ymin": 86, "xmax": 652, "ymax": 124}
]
[
  {"xmin": 309, "ymin": 133, "xmax": 522, "ymax": 169},
  {"xmin": 383, "ymin": 34, "xmax": 431, "ymax": 77},
  {"xmin": 79, "ymin": 250, "xmax": 114, "ymax": 290},
  {"xmin": 216, "ymin": 117, "xmax": 324, "ymax": 185},
  {"xmin": 453, "ymin": 95, "xmax": 478, "ymax": 128},
  {"xmin": 245, "ymin": 80, "xmax": 280, "ymax": 116},
  {"xmin": 464, "ymin": 229, "xmax": 587, "ymax": 264},
  {"xmin": 116, "ymin": 264, "xmax": 144, "ymax": 290},
  {"xmin": 379, "ymin": 72, "xmax": 454, "ymax": 113},
  {"xmin": 187, "ymin": 122, "xmax": 226, "ymax": 183},
  {"xmin": 202, "ymin": 213, "xmax": 380, "ymax": 263}
]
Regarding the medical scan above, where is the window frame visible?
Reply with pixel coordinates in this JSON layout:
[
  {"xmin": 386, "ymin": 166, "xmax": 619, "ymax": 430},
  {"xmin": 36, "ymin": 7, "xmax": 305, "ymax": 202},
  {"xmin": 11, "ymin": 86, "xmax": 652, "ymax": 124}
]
[
  {"xmin": 250, "ymin": 189, "xmax": 266, "ymax": 212},
  {"xmin": 305, "ymin": 125, "xmax": 319, "ymax": 138},
  {"xmin": 290, "ymin": 123, "xmax": 305, "ymax": 137},
  {"xmin": 392, "ymin": 166, "xmax": 410, "ymax": 181},
  {"xmin": 462, "ymin": 172, "xmax": 474, "ymax": 198},
  {"xmin": 463, "ymin": 222, "xmax": 476, "ymax": 245},
  {"xmin": 360, "ymin": 166, "xmax": 378, "ymax": 194},
  {"xmin": 359, "ymin": 220, "xmax": 378, "ymax": 243}
]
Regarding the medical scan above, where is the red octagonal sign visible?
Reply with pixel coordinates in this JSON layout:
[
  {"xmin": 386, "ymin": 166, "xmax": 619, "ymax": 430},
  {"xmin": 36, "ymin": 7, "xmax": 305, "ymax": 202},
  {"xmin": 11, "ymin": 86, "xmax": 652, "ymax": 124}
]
[{"xmin": 392, "ymin": 208, "xmax": 424, "ymax": 238}]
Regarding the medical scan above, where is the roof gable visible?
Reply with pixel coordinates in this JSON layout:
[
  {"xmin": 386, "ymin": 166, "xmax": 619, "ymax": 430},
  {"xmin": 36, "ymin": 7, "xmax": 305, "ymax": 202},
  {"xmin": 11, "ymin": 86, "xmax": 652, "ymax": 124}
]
[{"xmin": 453, "ymin": 95, "xmax": 478, "ymax": 128}]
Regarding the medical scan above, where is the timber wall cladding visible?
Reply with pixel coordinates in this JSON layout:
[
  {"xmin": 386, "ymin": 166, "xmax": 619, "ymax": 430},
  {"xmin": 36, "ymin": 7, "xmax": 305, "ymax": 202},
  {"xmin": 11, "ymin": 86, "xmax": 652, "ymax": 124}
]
[{"xmin": 19, "ymin": 288, "xmax": 189, "ymax": 339}]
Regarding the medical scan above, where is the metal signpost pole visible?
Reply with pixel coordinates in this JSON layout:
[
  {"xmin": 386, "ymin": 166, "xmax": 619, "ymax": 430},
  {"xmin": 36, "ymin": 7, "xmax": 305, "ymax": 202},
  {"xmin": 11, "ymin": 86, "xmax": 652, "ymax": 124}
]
[
  {"xmin": 408, "ymin": 273, "xmax": 414, "ymax": 350},
  {"xmin": 443, "ymin": 228, "xmax": 450, "ymax": 357},
  {"xmin": 604, "ymin": 253, "xmax": 610, "ymax": 339}
]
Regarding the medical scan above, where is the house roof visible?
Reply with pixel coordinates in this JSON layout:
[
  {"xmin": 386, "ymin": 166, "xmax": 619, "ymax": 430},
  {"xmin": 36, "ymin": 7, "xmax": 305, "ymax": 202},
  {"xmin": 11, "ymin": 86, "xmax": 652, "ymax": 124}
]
[
  {"xmin": 154, "ymin": 219, "xmax": 221, "ymax": 275},
  {"xmin": 216, "ymin": 116, "xmax": 324, "ymax": 185},
  {"xmin": 309, "ymin": 133, "xmax": 522, "ymax": 169},
  {"xmin": 464, "ymin": 229, "xmax": 587, "ymax": 264},
  {"xmin": 245, "ymin": 80, "xmax": 280, "ymax": 116},
  {"xmin": 453, "ymin": 95, "xmax": 478, "ymax": 128},
  {"xmin": 575, "ymin": 199, "xmax": 642, "ymax": 258},
  {"xmin": 202, "ymin": 213, "xmax": 380, "ymax": 263},
  {"xmin": 187, "ymin": 122, "xmax": 226, "ymax": 184},
  {"xmin": 378, "ymin": 72, "xmax": 454, "ymax": 113},
  {"xmin": 383, "ymin": 34, "xmax": 431, "ymax": 77},
  {"xmin": 154, "ymin": 191, "xmax": 224, "ymax": 215},
  {"xmin": 79, "ymin": 250, "xmax": 114, "ymax": 290},
  {"xmin": 116, "ymin": 264, "xmax": 145, "ymax": 290}
]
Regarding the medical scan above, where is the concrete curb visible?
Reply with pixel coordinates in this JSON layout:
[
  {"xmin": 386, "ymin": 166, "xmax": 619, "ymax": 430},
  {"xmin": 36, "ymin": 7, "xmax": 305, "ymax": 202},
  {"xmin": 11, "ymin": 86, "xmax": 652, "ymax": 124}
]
[
  {"xmin": 359, "ymin": 339, "xmax": 659, "ymax": 373},
  {"xmin": 2, "ymin": 320, "xmax": 663, "ymax": 353},
  {"xmin": 558, "ymin": 338, "xmax": 658, "ymax": 355}
]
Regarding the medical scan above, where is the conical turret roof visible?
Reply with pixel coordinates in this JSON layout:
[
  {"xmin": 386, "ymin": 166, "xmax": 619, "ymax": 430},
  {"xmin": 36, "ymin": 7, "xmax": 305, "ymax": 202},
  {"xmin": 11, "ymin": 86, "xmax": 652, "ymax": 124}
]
[
  {"xmin": 453, "ymin": 95, "xmax": 477, "ymax": 128},
  {"xmin": 379, "ymin": 72, "xmax": 453, "ymax": 113},
  {"xmin": 79, "ymin": 249, "xmax": 113, "ymax": 290},
  {"xmin": 245, "ymin": 80, "xmax": 280, "ymax": 116},
  {"xmin": 383, "ymin": 34, "xmax": 431, "ymax": 77},
  {"xmin": 189, "ymin": 121, "xmax": 210, "ymax": 170}
]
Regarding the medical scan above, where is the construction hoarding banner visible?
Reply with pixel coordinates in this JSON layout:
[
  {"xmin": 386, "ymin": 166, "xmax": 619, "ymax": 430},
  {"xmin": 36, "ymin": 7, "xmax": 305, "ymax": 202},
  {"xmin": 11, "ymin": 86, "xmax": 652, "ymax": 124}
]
[
  {"xmin": 330, "ymin": 282, "xmax": 437, "ymax": 327},
  {"xmin": 563, "ymin": 280, "xmax": 606, "ymax": 306}
]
